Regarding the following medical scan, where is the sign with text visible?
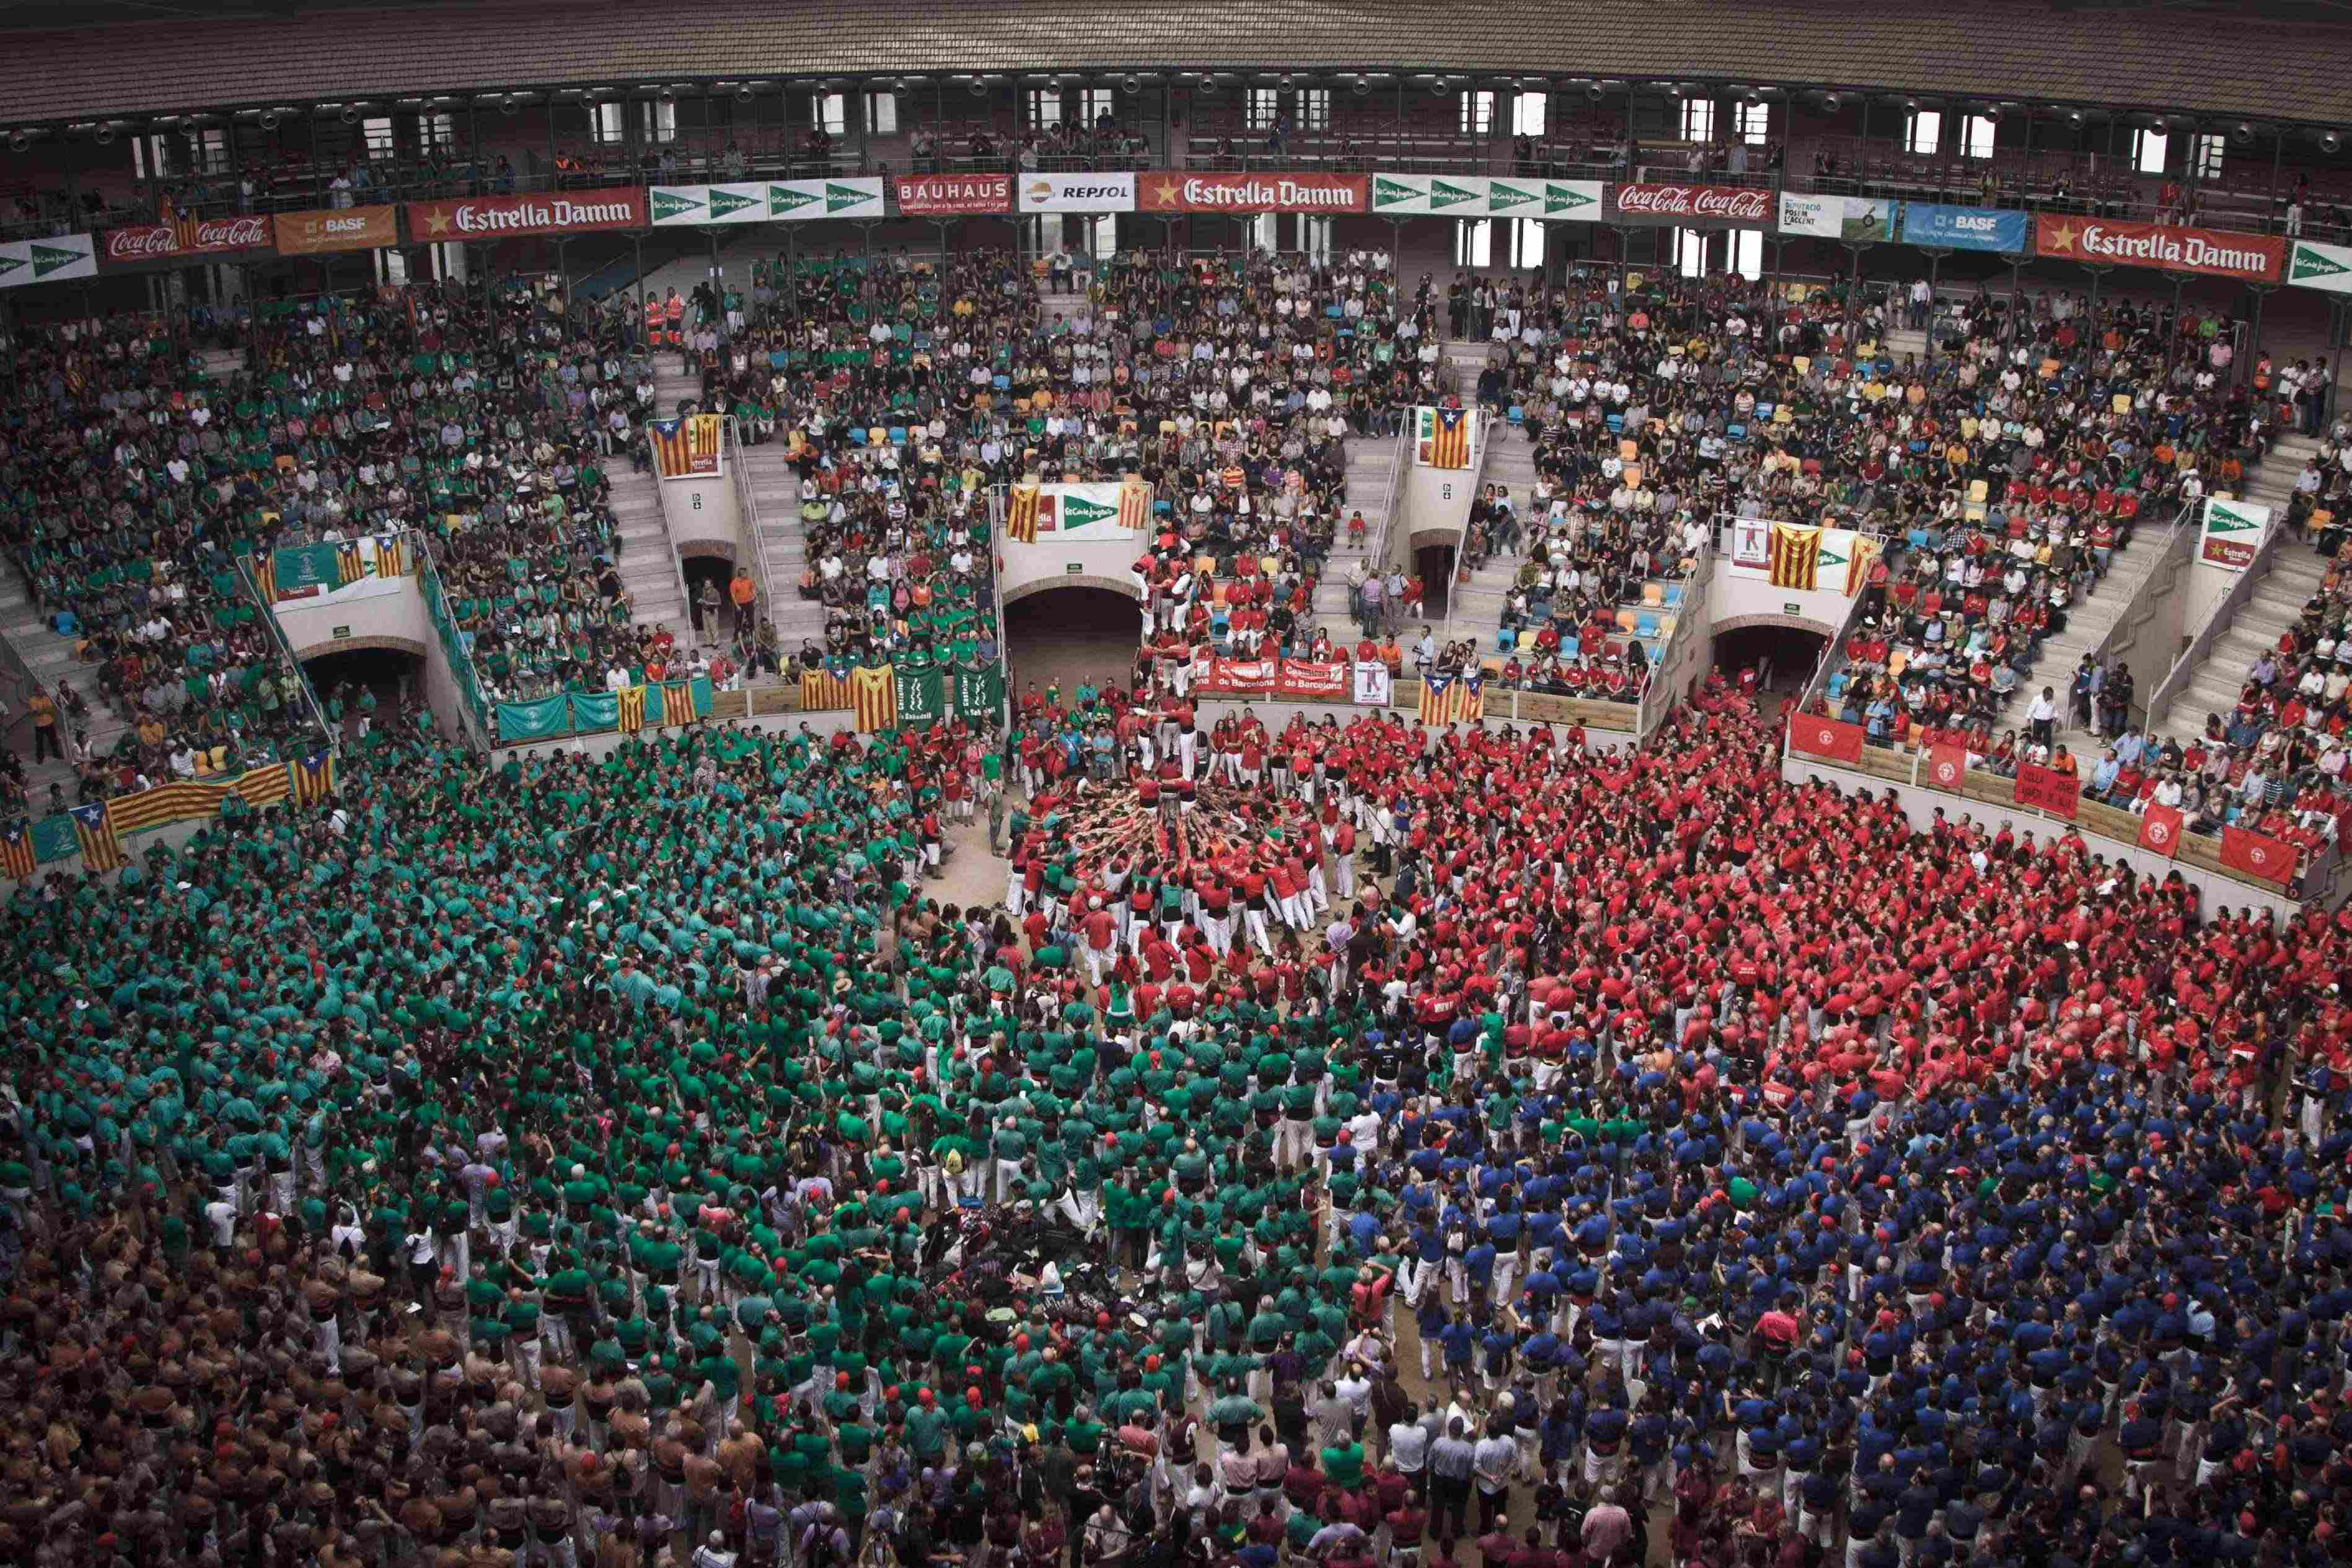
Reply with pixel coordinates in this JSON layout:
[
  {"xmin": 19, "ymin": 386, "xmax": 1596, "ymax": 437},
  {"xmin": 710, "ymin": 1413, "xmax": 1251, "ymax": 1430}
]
[
  {"xmin": 1016, "ymin": 173, "xmax": 1136, "ymax": 213},
  {"xmin": 893, "ymin": 173, "xmax": 1011, "ymax": 216},
  {"xmin": 102, "ymin": 211, "xmax": 273, "ymax": 266},
  {"xmin": 0, "ymin": 232, "xmax": 96, "ymax": 288},
  {"xmin": 1139, "ymin": 172, "xmax": 1367, "ymax": 214},
  {"xmin": 275, "ymin": 205, "xmax": 399, "ymax": 256},
  {"xmin": 1608, "ymin": 183, "xmax": 1774, "ymax": 228},
  {"xmin": 2286, "ymin": 238, "xmax": 2352, "ymax": 295},
  {"xmin": 1898, "ymin": 201, "xmax": 2028, "ymax": 255},
  {"xmin": 406, "ymin": 188, "xmax": 646, "ymax": 240},
  {"xmin": 2013, "ymin": 761, "xmax": 2081, "ymax": 819},
  {"xmin": 2200, "ymin": 496, "xmax": 2271, "ymax": 570},
  {"xmin": 1777, "ymin": 193, "xmax": 1893, "ymax": 241},
  {"xmin": 648, "ymin": 179, "xmax": 885, "ymax": 226},
  {"xmin": 2034, "ymin": 214, "xmax": 2281, "ymax": 283},
  {"xmin": 1367, "ymin": 174, "xmax": 1601, "ymax": 219}
]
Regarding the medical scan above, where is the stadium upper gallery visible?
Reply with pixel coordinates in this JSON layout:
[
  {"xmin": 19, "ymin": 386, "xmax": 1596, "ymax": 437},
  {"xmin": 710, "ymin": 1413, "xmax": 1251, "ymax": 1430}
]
[{"xmin": 14, "ymin": 0, "xmax": 2352, "ymax": 1562}]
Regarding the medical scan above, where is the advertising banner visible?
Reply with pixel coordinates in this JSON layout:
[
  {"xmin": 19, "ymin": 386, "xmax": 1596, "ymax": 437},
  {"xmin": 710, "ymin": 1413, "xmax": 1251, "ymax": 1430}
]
[
  {"xmin": 1788, "ymin": 714, "xmax": 1865, "ymax": 767},
  {"xmin": 1273, "ymin": 660, "xmax": 1349, "ymax": 701},
  {"xmin": 1776, "ymin": 193, "xmax": 1895, "ymax": 241},
  {"xmin": 2013, "ymin": 762, "xmax": 2081, "ymax": 819},
  {"xmin": 2200, "ymin": 496, "xmax": 2271, "ymax": 570},
  {"xmin": 2286, "ymin": 238, "xmax": 2352, "ymax": 295},
  {"xmin": 1352, "ymin": 661, "xmax": 1393, "ymax": 707},
  {"xmin": 894, "ymin": 173, "xmax": 1011, "ymax": 216},
  {"xmin": 0, "ymin": 232, "xmax": 97, "ymax": 288},
  {"xmin": 1898, "ymin": 201, "xmax": 2029, "ymax": 254},
  {"xmin": 1026, "ymin": 483, "xmax": 1145, "ymax": 540},
  {"xmin": 1365, "ymin": 174, "xmax": 1602, "ymax": 220},
  {"xmin": 407, "ymin": 189, "xmax": 645, "ymax": 240},
  {"xmin": 648, "ymin": 179, "xmax": 886, "ymax": 226},
  {"xmin": 650, "ymin": 414, "xmax": 725, "ymax": 482},
  {"xmin": 1368, "ymin": 174, "xmax": 1492, "ymax": 216},
  {"xmin": 1482, "ymin": 177, "xmax": 1603, "ymax": 220},
  {"xmin": 1608, "ymin": 183, "xmax": 1774, "ymax": 228},
  {"xmin": 1139, "ymin": 172, "xmax": 1367, "ymax": 214},
  {"xmin": 102, "ymin": 212, "xmax": 273, "ymax": 267},
  {"xmin": 2033, "ymin": 214, "xmax": 2281, "ymax": 282},
  {"xmin": 274, "ymin": 205, "xmax": 399, "ymax": 256},
  {"xmin": 1016, "ymin": 173, "xmax": 1137, "ymax": 214}
]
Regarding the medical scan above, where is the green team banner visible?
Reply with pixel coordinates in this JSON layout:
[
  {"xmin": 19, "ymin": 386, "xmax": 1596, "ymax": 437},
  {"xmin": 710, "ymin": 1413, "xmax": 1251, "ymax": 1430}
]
[
  {"xmin": 495, "ymin": 695, "xmax": 570, "ymax": 743},
  {"xmin": 270, "ymin": 541, "xmax": 348, "ymax": 598},
  {"xmin": 894, "ymin": 666, "xmax": 946, "ymax": 726},
  {"xmin": 493, "ymin": 679, "xmax": 716, "ymax": 745},
  {"xmin": 1370, "ymin": 174, "xmax": 1602, "ymax": 219},
  {"xmin": 648, "ymin": 178, "xmax": 887, "ymax": 226},
  {"xmin": 951, "ymin": 663, "xmax": 1005, "ymax": 723}
]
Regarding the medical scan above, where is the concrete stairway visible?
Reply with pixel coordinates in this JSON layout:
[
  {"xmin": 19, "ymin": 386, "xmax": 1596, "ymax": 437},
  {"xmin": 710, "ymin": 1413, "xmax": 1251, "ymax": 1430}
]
[
  {"xmin": 738, "ymin": 442, "xmax": 831, "ymax": 658},
  {"xmin": 1880, "ymin": 325, "xmax": 1929, "ymax": 363},
  {"xmin": 604, "ymin": 464, "xmax": 690, "ymax": 642},
  {"xmin": 2012, "ymin": 511, "xmax": 2193, "ymax": 746},
  {"xmin": 1445, "ymin": 425, "xmax": 1541, "ymax": 645},
  {"xmin": 0, "ymin": 566, "xmax": 127, "ymax": 811},
  {"xmin": 650, "ymin": 362, "xmax": 703, "ymax": 422},
  {"xmin": 1313, "ymin": 438, "xmax": 1401, "ymax": 628},
  {"xmin": 2151, "ymin": 433, "xmax": 2328, "ymax": 751},
  {"xmin": 1438, "ymin": 340, "xmax": 1497, "ymax": 401}
]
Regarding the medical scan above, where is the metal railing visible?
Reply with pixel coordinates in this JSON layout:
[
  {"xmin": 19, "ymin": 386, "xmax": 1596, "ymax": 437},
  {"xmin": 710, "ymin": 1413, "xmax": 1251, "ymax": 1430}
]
[
  {"xmin": 2145, "ymin": 504, "xmax": 2283, "ymax": 736},
  {"xmin": 1365, "ymin": 405, "xmax": 1412, "ymax": 581},
  {"xmin": 2083, "ymin": 500, "xmax": 2197, "ymax": 731},
  {"xmin": 723, "ymin": 415, "xmax": 780, "ymax": 633},
  {"xmin": 412, "ymin": 532, "xmax": 495, "ymax": 754},
  {"xmin": 231, "ymin": 552, "xmax": 340, "ymax": 759},
  {"xmin": 1636, "ymin": 540, "xmax": 1712, "ymax": 739}
]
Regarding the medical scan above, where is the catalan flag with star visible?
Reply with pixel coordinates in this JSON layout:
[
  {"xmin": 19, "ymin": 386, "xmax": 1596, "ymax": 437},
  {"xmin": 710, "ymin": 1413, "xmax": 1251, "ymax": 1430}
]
[
  {"xmin": 800, "ymin": 667, "xmax": 851, "ymax": 712},
  {"xmin": 616, "ymin": 685, "xmax": 647, "ymax": 733},
  {"xmin": 72, "ymin": 803, "xmax": 125, "ymax": 874},
  {"xmin": 1417, "ymin": 405, "xmax": 1473, "ymax": 469},
  {"xmin": 1005, "ymin": 481, "xmax": 1042, "ymax": 545},
  {"xmin": 290, "ymin": 752, "xmax": 337, "ymax": 806},
  {"xmin": 1418, "ymin": 671, "xmax": 1454, "ymax": 726},
  {"xmin": 336, "ymin": 539, "xmax": 367, "ymax": 588},
  {"xmin": 0, "ymin": 819, "xmax": 35, "ymax": 882},
  {"xmin": 852, "ymin": 663, "xmax": 898, "ymax": 733}
]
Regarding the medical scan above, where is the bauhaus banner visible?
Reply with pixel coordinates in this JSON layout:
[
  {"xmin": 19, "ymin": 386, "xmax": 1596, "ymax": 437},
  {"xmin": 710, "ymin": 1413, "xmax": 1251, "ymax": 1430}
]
[
  {"xmin": 893, "ymin": 174, "xmax": 1011, "ymax": 216},
  {"xmin": 404, "ymin": 188, "xmax": 647, "ymax": 241},
  {"xmin": 1607, "ymin": 183, "xmax": 1774, "ymax": 228},
  {"xmin": 102, "ymin": 212, "xmax": 274, "ymax": 267},
  {"xmin": 647, "ymin": 179, "xmax": 886, "ymax": 225},
  {"xmin": 274, "ymin": 205, "xmax": 399, "ymax": 256},
  {"xmin": 1139, "ymin": 172, "xmax": 1367, "ymax": 214},
  {"xmin": 2033, "ymin": 214, "xmax": 2281, "ymax": 282}
]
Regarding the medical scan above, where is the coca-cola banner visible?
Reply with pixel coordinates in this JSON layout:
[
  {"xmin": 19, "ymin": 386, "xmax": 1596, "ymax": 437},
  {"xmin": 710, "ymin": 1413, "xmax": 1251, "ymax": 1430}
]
[
  {"xmin": 403, "ymin": 187, "xmax": 647, "ymax": 241},
  {"xmin": 102, "ymin": 212, "xmax": 274, "ymax": 268},
  {"xmin": 1139, "ymin": 172, "xmax": 1368, "ymax": 214},
  {"xmin": 2033, "ymin": 214, "xmax": 2281, "ymax": 283},
  {"xmin": 1608, "ymin": 183, "xmax": 1774, "ymax": 229},
  {"xmin": 893, "ymin": 174, "xmax": 1011, "ymax": 216}
]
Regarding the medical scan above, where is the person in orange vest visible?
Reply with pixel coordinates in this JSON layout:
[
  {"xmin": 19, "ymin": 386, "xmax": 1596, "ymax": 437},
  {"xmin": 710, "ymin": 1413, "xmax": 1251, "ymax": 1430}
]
[
  {"xmin": 641, "ymin": 294, "xmax": 663, "ymax": 350},
  {"xmin": 727, "ymin": 567, "xmax": 757, "ymax": 643},
  {"xmin": 661, "ymin": 289, "xmax": 684, "ymax": 349}
]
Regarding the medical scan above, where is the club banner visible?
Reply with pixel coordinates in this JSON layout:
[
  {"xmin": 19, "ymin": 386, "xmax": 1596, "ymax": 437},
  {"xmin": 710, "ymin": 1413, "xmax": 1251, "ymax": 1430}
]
[
  {"xmin": 103, "ymin": 212, "xmax": 273, "ymax": 268},
  {"xmin": 1608, "ymin": 183, "xmax": 1774, "ymax": 229},
  {"xmin": 894, "ymin": 665, "xmax": 946, "ymax": 726},
  {"xmin": 2137, "ymin": 803, "xmax": 2185, "ymax": 858},
  {"xmin": 1139, "ymin": 172, "xmax": 1367, "ymax": 214},
  {"xmin": 1727, "ymin": 516, "xmax": 1771, "ymax": 577},
  {"xmin": 1898, "ymin": 201, "xmax": 2029, "ymax": 255},
  {"xmin": 275, "ymin": 205, "xmax": 399, "ymax": 256},
  {"xmin": 1202, "ymin": 658, "xmax": 1276, "ymax": 697},
  {"xmin": 406, "ymin": 188, "xmax": 646, "ymax": 241},
  {"xmin": 1016, "ymin": 173, "xmax": 1136, "ymax": 214},
  {"xmin": 2200, "ymin": 496, "xmax": 2270, "ymax": 570},
  {"xmin": 2286, "ymin": 238, "xmax": 2352, "ymax": 296},
  {"xmin": 267, "ymin": 541, "xmax": 350, "ymax": 602},
  {"xmin": 2220, "ymin": 825, "xmax": 2296, "ymax": 884},
  {"xmin": 2013, "ymin": 762, "xmax": 2081, "ymax": 819},
  {"xmin": 1924, "ymin": 743, "xmax": 1968, "ymax": 794},
  {"xmin": 0, "ymin": 232, "xmax": 97, "ymax": 289},
  {"xmin": 1352, "ymin": 660, "xmax": 1393, "ymax": 707},
  {"xmin": 648, "ymin": 179, "xmax": 886, "ymax": 226},
  {"xmin": 951, "ymin": 663, "xmax": 1006, "ymax": 721},
  {"xmin": 1788, "ymin": 713, "xmax": 1864, "ymax": 767},
  {"xmin": 894, "ymin": 173, "xmax": 1011, "ymax": 216},
  {"xmin": 2034, "ymin": 214, "xmax": 2281, "ymax": 283},
  {"xmin": 650, "ymin": 413, "xmax": 725, "ymax": 482},
  {"xmin": 1776, "ymin": 193, "xmax": 1895, "ymax": 242},
  {"xmin": 1368, "ymin": 174, "xmax": 1601, "ymax": 220},
  {"xmin": 1274, "ymin": 660, "xmax": 1349, "ymax": 701}
]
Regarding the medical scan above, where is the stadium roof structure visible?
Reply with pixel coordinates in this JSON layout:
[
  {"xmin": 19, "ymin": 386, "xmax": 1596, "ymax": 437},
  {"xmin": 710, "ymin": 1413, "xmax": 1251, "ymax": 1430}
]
[{"xmin": 0, "ymin": 0, "xmax": 2348, "ymax": 131}]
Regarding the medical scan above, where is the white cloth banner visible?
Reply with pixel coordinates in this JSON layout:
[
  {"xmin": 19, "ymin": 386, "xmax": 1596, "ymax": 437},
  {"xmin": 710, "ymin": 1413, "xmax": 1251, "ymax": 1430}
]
[{"xmin": 1352, "ymin": 661, "xmax": 1393, "ymax": 707}]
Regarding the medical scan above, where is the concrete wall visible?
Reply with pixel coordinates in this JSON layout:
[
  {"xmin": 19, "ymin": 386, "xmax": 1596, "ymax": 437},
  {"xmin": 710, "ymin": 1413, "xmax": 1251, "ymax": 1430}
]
[
  {"xmin": 1711, "ymin": 560, "xmax": 1855, "ymax": 640},
  {"xmin": 659, "ymin": 468, "xmax": 744, "ymax": 564},
  {"xmin": 272, "ymin": 573, "xmax": 429, "ymax": 661}
]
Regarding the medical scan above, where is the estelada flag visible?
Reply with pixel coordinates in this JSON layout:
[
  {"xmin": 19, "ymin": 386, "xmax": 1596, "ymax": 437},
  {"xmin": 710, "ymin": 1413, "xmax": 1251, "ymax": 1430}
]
[
  {"xmin": 615, "ymin": 685, "xmax": 647, "ymax": 733},
  {"xmin": 801, "ymin": 667, "xmax": 851, "ymax": 711},
  {"xmin": 1418, "ymin": 671, "xmax": 1454, "ymax": 726},
  {"xmin": 2221, "ymin": 824, "xmax": 2294, "ymax": 884},
  {"xmin": 72, "ymin": 803, "xmax": 125, "ymax": 874},
  {"xmin": 0, "ymin": 820, "xmax": 35, "ymax": 882},
  {"xmin": 659, "ymin": 681, "xmax": 699, "ymax": 727},
  {"xmin": 1787, "ymin": 713, "xmax": 1863, "ymax": 766},
  {"xmin": 1924, "ymin": 742, "xmax": 1967, "ymax": 793},
  {"xmin": 852, "ymin": 663, "xmax": 899, "ymax": 733},
  {"xmin": 335, "ymin": 539, "xmax": 367, "ymax": 588},
  {"xmin": 1005, "ymin": 482, "xmax": 1042, "ymax": 544},
  {"xmin": 1768, "ymin": 523, "xmax": 1820, "ymax": 591},
  {"xmin": 290, "ymin": 752, "xmax": 337, "ymax": 805},
  {"xmin": 1844, "ymin": 534, "xmax": 1882, "ymax": 597},
  {"xmin": 1451, "ymin": 671, "xmax": 1486, "ymax": 723},
  {"xmin": 1418, "ymin": 405, "xmax": 1473, "ymax": 469},
  {"xmin": 2137, "ymin": 803, "xmax": 2185, "ymax": 858},
  {"xmin": 1118, "ymin": 475, "xmax": 1153, "ymax": 531}
]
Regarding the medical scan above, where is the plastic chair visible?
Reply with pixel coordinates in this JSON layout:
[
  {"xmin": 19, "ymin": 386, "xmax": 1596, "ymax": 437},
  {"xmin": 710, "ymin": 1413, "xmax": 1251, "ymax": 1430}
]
[
  {"xmin": 1516, "ymin": 630, "xmax": 1538, "ymax": 652},
  {"xmin": 1508, "ymin": 405, "xmax": 1525, "ymax": 426},
  {"xmin": 1658, "ymin": 583, "xmax": 1684, "ymax": 608},
  {"xmin": 1634, "ymin": 611, "xmax": 1660, "ymax": 639},
  {"xmin": 1641, "ymin": 583, "xmax": 1664, "ymax": 608},
  {"xmin": 1614, "ymin": 607, "xmax": 1639, "ymax": 634}
]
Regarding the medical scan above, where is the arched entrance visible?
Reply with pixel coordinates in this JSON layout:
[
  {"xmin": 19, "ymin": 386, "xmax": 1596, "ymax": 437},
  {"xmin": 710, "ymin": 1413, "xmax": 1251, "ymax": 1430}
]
[
  {"xmin": 679, "ymin": 548, "xmax": 753, "ymax": 644},
  {"xmin": 299, "ymin": 638, "xmax": 426, "ymax": 742},
  {"xmin": 1712, "ymin": 614, "xmax": 1838, "ymax": 698},
  {"xmin": 1000, "ymin": 581, "xmax": 1142, "ymax": 707}
]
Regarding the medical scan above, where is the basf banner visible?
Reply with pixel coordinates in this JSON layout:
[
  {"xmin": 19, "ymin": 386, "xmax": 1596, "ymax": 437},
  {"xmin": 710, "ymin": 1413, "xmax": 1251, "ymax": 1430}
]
[
  {"xmin": 648, "ymin": 180, "xmax": 886, "ymax": 225},
  {"xmin": 1139, "ymin": 172, "xmax": 1367, "ymax": 213},
  {"xmin": 275, "ymin": 205, "xmax": 399, "ymax": 256},
  {"xmin": 1017, "ymin": 174, "xmax": 1136, "ymax": 213},
  {"xmin": 1367, "ymin": 174, "xmax": 1601, "ymax": 219},
  {"xmin": 405, "ymin": 189, "xmax": 646, "ymax": 240},
  {"xmin": 2034, "ymin": 214, "xmax": 2281, "ymax": 282},
  {"xmin": 1898, "ymin": 202, "xmax": 2028, "ymax": 254}
]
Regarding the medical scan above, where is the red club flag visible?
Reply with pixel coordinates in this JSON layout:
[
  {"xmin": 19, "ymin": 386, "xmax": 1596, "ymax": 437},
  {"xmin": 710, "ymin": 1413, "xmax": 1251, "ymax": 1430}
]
[
  {"xmin": 1787, "ymin": 714, "xmax": 1863, "ymax": 767},
  {"xmin": 2136, "ymin": 804, "xmax": 2185, "ymax": 858},
  {"xmin": 2219, "ymin": 825, "xmax": 2295, "ymax": 884},
  {"xmin": 2013, "ymin": 762, "xmax": 2079, "ymax": 820},
  {"xmin": 1924, "ymin": 743, "xmax": 1968, "ymax": 794}
]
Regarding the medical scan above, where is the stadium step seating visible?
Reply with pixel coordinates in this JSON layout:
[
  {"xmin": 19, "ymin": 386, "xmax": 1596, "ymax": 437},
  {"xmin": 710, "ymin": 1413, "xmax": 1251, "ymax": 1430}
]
[
  {"xmin": 0, "ymin": 564, "xmax": 134, "ymax": 809},
  {"xmin": 604, "ymin": 465, "xmax": 693, "ymax": 640}
]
